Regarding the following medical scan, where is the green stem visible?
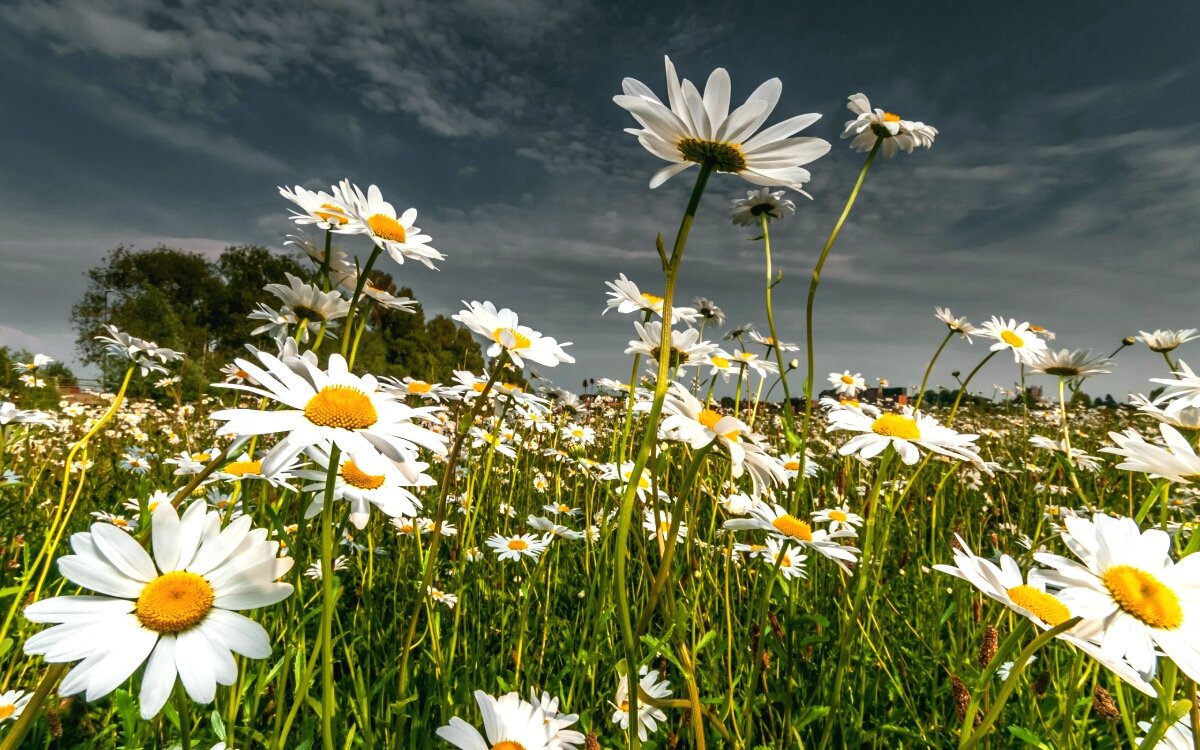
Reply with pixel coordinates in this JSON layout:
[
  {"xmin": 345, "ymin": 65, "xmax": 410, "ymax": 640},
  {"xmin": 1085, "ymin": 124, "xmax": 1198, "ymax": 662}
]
[
  {"xmin": 946, "ymin": 350, "xmax": 998, "ymax": 426},
  {"xmin": 319, "ymin": 443, "xmax": 342, "ymax": 750},
  {"xmin": 760, "ymin": 214, "xmax": 798, "ymax": 440},
  {"xmin": 614, "ymin": 161, "xmax": 713, "ymax": 750},
  {"xmin": 799, "ymin": 139, "xmax": 881, "ymax": 496},
  {"xmin": 914, "ymin": 330, "xmax": 955, "ymax": 411},
  {"xmin": 176, "ymin": 683, "xmax": 193, "ymax": 750}
]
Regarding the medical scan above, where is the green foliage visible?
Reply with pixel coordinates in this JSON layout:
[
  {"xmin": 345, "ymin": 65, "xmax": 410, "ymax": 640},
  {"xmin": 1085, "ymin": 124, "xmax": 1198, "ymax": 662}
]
[{"xmin": 69, "ymin": 245, "xmax": 482, "ymax": 396}]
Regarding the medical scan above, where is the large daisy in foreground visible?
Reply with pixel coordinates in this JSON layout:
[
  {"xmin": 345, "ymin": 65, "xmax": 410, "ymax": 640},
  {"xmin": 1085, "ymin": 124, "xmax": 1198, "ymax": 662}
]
[
  {"xmin": 211, "ymin": 349, "xmax": 447, "ymax": 476},
  {"xmin": 436, "ymin": 690, "xmax": 557, "ymax": 750},
  {"xmin": 614, "ymin": 55, "xmax": 830, "ymax": 191},
  {"xmin": 1034, "ymin": 514, "xmax": 1200, "ymax": 682},
  {"xmin": 24, "ymin": 501, "xmax": 294, "ymax": 718}
]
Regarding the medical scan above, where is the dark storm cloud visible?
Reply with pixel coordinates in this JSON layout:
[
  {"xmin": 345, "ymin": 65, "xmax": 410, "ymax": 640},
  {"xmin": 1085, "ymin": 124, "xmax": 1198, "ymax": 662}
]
[{"xmin": 1, "ymin": 0, "xmax": 1197, "ymax": 402}]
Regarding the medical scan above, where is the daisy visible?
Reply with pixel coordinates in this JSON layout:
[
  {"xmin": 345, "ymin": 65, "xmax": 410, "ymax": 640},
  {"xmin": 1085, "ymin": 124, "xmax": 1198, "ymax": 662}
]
[
  {"xmin": 1101, "ymin": 424, "xmax": 1200, "ymax": 484},
  {"xmin": 1138, "ymin": 329, "xmax": 1199, "ymax": 353},
  {"xmin": 841, "ymin": 93, "xmax": 938, "ymax": 158},
  {"xmin": 382, "ymin": 376, "xmax": 454, "ymax": 403},
  {"xmin": 486, "ymin": 533, "xmax": 551, "ymax": 563},
  {"xmin": 278, "ymin": 185, "xmax": 354, "ymax": 230},
  {"xmin": 625, "ymin": 322, "xmax": 718, "ymax": 371},
  {"xmin": 730, "ymin": 188, "xmax": 796, "ymax": 225},
  {"xmin": 691, "ymin": 297, "xmax": 725, "ymax": 326},
  {"xmin": 436, "ymin": 690, "xmax": 552, "ymax": 750},
  {"xmin": 1028, "ymin": 349, "xmax": 1113, "ymax": 380},
  {"xmin": 0, "ymin": 401, "xmax": 55, "ymax": 427},
  {"xmin": 23, "ymin": 501, "xmax": 294, "ymax": 718},
  {"xmin": 542, "ymin": 502, "xmax": 580, "ymax": 517},
  {"xmin": 604, "ymin": 274, "xmax": 699, "ymax": 324},
  {"xmin": 1034, "ymin": 513, "xmax": 1200, "ymax": 683},
  {"xmin": 760, "ymin": 536, "xmax": 807, "ymax": 580},
  {"xmin": 812, "ymin": 505, "xmax": 863, "ymax": 533},
  {"xmin": 827, "ymin": 405, "xmax": 984, "ymax": 466},
  {"xmin": 304, "ymin": 556, "xmax": 348, "ymax": 580},
  {"xmin": 248, "ymin": 304, "xmax": 299, "ymax": 343},
  {"xmin": 748, "ymin": 330, "xmax": 799, "ymax": 351},
  {"xmin": 978, "ymin": 317, "xmax": 1049, "ymax": 364},
  {"xmin": 428, "ymin": 587, "xmax": 458, "ymax": 610},
  {"xmin": 529, "ymin": 690, "xmax": 586, "ymax": 750},
  {"xmin": 614, "ymin": 55, "xmax": 830, "ymax": 191},
  {"xmin": 204, "ymin": 451, "xmax": 300, "ymax": 489},
  {"xmin": 12, "ymin": 353, "xmax": 53, "ymax": 372},
  {"xmin": 1137, "ymin": 714, "xmax": 1194, "ymax": 749},
  {"xmin": 643, "ymin": 507, "xmax": 688, "ymax": 544},
  {"xmin": 1132, "ymin": 394, "xmax": 1200, "ymax": 431},
  {"xmin": 724, "ymin": 501, "xmax": 859, "ymax": 572},
  {"xmin": 1151, "ymin": 361, "xmax": 1200, "ymax": 410},
  {"xmin": 728, "ymin": 349, "xmax": 777, "ymax": 378},
  {"xmin": 210, "ymin": 349, "xmax": 447, "ymax": 476},
  {"xmin": 704, "ymin": 351, "xmax": 738, "ymax": 382},
  {"xmin": 934, "ymin": 535, "xmax": 1155, "ymax": 696},
  {"xmin": 295, "ymin": 446, "xmax": 432, "ymax": 529},
  {"xmin": 265, "ymin": 274, "xmax": 350, "ymax": 334},
  {"xmin": 829, "ymin": 371, "xmax": 865, "ymax": 396},
  {"xmin": 335, "ymin": 180, "xmax": 444, "ymax": 270},
  {"xmin": 454, "ymin": 301, "xmax": 574, "ymax": 368},
  {"xmin": 611, "ymin": 665, "xmax": 671, "ymax": 742},
  {"xmin": 0, "ymin": 689, "xmax": 30, "ymax": 722},
  {"xmin": 528, "ymin": 515, "xmax": 586, "ymax": 541},
  {"xmin": 934, "ymin": 307, "xmax": 978, "ymax": 342},
  {"xmin": 95, "ymin": 325, "xmax": 182, "ymax": 376}
]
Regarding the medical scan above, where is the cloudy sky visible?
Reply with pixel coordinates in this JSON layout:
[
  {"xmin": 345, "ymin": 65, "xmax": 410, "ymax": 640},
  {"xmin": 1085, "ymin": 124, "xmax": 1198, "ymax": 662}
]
[{"xmin": 2, "ymin": 1, "xmax": 1197, "ymax": 400}]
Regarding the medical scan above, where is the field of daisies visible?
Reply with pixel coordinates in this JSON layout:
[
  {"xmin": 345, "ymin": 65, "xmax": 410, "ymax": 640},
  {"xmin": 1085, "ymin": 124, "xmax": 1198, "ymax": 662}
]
[{"xmin": 3, "ymin": 55, "xmax": 1200, "ymax": 750}]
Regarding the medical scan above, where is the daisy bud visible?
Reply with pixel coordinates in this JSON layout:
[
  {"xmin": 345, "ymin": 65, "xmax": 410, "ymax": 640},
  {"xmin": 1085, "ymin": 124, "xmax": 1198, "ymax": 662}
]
[
  {"xmin": 978, "ymin": 626, "xmax": 998, "ymax": 669},
  {"xmin": 1092, "ymin": 685, "xmax": 1120, "ymax": 721},
  {"xmin": 1122, "ymin": 336, "xmax": 1137, "ymax": 346}
]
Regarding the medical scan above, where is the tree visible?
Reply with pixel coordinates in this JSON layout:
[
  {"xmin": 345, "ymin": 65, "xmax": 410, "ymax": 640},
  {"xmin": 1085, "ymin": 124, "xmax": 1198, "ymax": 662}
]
[{"xmin": 71, "ymin": 244, "xmax": 482, "ymax": 396}]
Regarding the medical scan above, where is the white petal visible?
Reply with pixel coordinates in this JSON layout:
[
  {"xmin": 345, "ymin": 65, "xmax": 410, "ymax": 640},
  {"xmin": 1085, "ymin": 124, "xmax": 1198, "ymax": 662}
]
[{"xmin": 139, "ymin": 636, "xmax": 178, "ymax": 719}]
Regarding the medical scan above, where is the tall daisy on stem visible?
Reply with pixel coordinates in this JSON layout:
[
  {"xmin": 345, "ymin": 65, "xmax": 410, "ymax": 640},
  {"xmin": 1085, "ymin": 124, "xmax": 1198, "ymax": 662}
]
[
  {"xmin": 611, "ymin": 54, "xmax": 828, "ymax": 747},
  {"xmin": 799, "ymin": 93, "xmax": 937, "ymax": 487}
]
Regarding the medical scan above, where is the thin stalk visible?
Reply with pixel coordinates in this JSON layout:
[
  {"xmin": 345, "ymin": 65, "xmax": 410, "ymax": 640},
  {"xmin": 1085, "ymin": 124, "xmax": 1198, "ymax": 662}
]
[
  {"xmin": 760, "ymin": 214, "xmax": 798, "ymax": 438},
  {"xmin": 946, "ymin": 350, "xmax": 998, "ymax": 426},
  {"xmin": 914, "ymin": 329, "xmax": 955, "ymax": 411},
  {"xmin": 799, "ymin": 140, "xmax": 881, "ymax": 494},
  {"xmin": 319, "ymin": 443, "xmax": 342, "ymax": 750}
]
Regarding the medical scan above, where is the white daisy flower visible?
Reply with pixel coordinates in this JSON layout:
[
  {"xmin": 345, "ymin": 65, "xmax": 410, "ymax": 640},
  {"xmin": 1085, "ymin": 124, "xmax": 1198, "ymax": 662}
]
[
  {"xmin": 295, "ymin": 446, "xmax": 433, "ymax": 529},
  {"xmin": 437, "ymin": 690, "xmax": 553, "ymax": 750},
  {"xmin": 603, "ymin": 273, "xmax": 700, "ymax": 324},
  {"xmin": 827, "ymin": 405, "xmax": 984, "ymax": 466},
  {"xmin": 934, "ymin": 307, "xmax": 978, "ymax": 342},
  {"xmin": 611, "ymin": 665, "xmax": 671, "ymax": 742},
  {"xmin": 731, "ymin": 187, "xmax": 796, "ymax": 225},
  {"xmin": 828, "ymin": 371, "xmax": 865, "ymax": 396},
  {"xmin": 1034, "ymin": 514, "xmax": 1200, "ymax": 684},
  {"xmin": 0, "ymin": 689, "xmax": 31, "ymax": 722},
  {"xmin": 811, "ymin": 505, "xmax": 863, "ymax": 533},
  {"xmin": 1028, "ymin": 349, "xmax": 1113, "ymax": 380},
  {"xmin": 724, "ymin": 501, "xmax": 859, "ymax": 572},
  {"xmin": 614, "ymin": 55, "xmax": 830, "ymax": 192},
  {"xmin": 530, "ymin": 690, "xmax": 585, "ymax": 750},
  {"xmin": 841, "ymin": 93, "xmax": 937, "ymax": 158},
  {"xmin": 1101, "ymin": 424, "xmax": 1200, "ymax": 484},
  {"xmin": 23, "ymin": 501, "xmax": 294, "ymax": 718},
  {"xmin": 978, "ymin": 317, "xmax": 1049, "ymax": 364},
  {"xmin": 428, "ymin": 587, "xmax": 458, "ymax": 610},
  {"xmin": 278, "ymin": 185, "xmax": 354, "ymax": 230},
  {"xmin": 747, "ymin": 330, "xmax": 798, "ymax": 352},
  {"xmin": 626, "ymin": 322, "xmax": 718, "ymax": 372},
  {"xmin": 486, "ymin": 533, "xmax": 551, "ymax": 562},
  {"xmin": 454, "ymin": 301, "xmax": 574, "ymax": 368},
  {"xmin": 211, "ymin": 349, "xmax": 446, "ymax": 476},
  {"xmin": 335, "ymin": 180, "xmax": 444, "ymax": 270},
  {"xmin": 265, "ymin": 273, "xmax": 350, "ymax": 335},
  {"xmin": 1138, "ymin": 329, "xmax": 1199, "ymax": 354},
  {"xmin": 95, "ymin": 325, "xmax": 183, "ymax": 376},
  {"xmin": 1137, "ymin": 714, "xmax": 1194, "ymax": 749},
  {"xmin": 0, "ymin": 401, "xmax": 55, "ymax": 428},
  {"xmin": 1151, "ymin": 361, "xmax": 1200, "ymax": 410}
]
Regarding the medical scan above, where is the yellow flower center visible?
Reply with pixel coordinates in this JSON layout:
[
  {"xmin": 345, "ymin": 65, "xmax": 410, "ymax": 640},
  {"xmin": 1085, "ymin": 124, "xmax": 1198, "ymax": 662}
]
[
  {"xmin": 829, "ymin": 510, "xmax": 848, "ymax": 522},
  {"xmin": 882, "ymin": 112, "xmax": 902, "ymax": 122},
  {"xmin": 406, "ymin": 380, "xmax": 432, "ymax": 394},
  {"xmin": 841, "ymin": 375, "xmax": 856, "ymax": 385},
  {"xmin": 315, "ymin": 203, "xmax": 348, "ymax": 225},
  {"xmin": 494, "ymin": 327, "xmax": 532, "ymax": 350},
  {"xmin": 1103, "ymin": 565, "xmax": 1183, "ymax": 629},
  {"xmin": 697, "ymin": 409, "xmax": 739, "ymax": 439},
  {"xmin": 784, "ymin": 460, "xmax": 800, "ymax": 471},
  {"xmin": 398, "ymin": 523, "xmax": 414, "ymax": 534},
  {"xmin": 191, "ymin": 452, "xmax": 212, "ymax": 462},
  {"xmin": 677, "ymin": 137, "xmax": 747, "ymax": 172},
  {"xmin": 557, "ymin": 504, "xmax": 571, "ymax": 512},
  {"xmin": 367, "ymin": 214, "xmax": 406, "ymax": 243},
  {"xmin": 1029, "ymin": 324, "xmax": 1046, "ymax": 333},
  {"xmin": 1006, "ymin": 585, "xmax": 1071, "ymax": 627},
  {"xmin": 1001, "ymin": 330, "xmax": 1025, "ymax": 348},
  {"xmin": 640, "ymin": 292, "xmax": 664, "ymax": 306},
  {"xmin": 711, "ymin": 356, "xmax": 730, "ymax": 368},
  {"xmin": 871, "ymin": 414, "xmax": 921, "ymax": 440},
  {"xmin": 304, "ymin": 386, "xmax": 378, "ymax": 430},
  {"xmin": 507, "ymin": 539, "xmax": 529, "ymax": 551},
  {"xmin": 341, "ymin": 459, "xmax": 387, "ymax": 490},
  {"xmin": 771, "ymin": 514, "xmax": 813, "ymax": 542},
  {"xmin": 0, "ymin": 705, "xmax": 13, "ymax": 720},
  {"xmin": 841, "ymin": 398, "xmax": 860, "ymax": 407},
  {"xmin": 135, "ymin": 571, "xmax": 215, "ymax": 634},
  {"xmin": 223, "ymin": 460, "xmax": 262, "ymax": 477},
  {"xmin": 491, "ymin": 743, "xmax": 526, "ymax": 750},
  {"xmin": 112, "ymin": 518, "xmax": 129, "ymax": 528}
]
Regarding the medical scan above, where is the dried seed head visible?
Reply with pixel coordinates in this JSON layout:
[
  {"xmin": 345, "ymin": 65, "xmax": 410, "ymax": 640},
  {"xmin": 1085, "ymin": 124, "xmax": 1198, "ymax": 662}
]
[
  {"xmin": 586, "ymin": 731, "xmax": 601, "ymax": 750},
  {"xmin": 1032, "ymin": 670, "xmax": 1051, "ymax": 698},
  {"xmin": 768, "ymin": 611, "xmax": 784, "ymax": 641},
  {"xmin": 972, "ymin": 597, "xmax": 983, "ymax": 624},
  {"xmin": 761, "ymin": 649, "xmax": 772, "ymax": 671},
  {"xmin": 978, "ymin": 625, "xmax": 998, "ymax": 669},
  {"xmin": 950, "ymin": 675, "xmax": 978, "ymax": 726},
  {"xmin": 1093, "ymin": 685, "xmax": 1120, "ymax": 721}
]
